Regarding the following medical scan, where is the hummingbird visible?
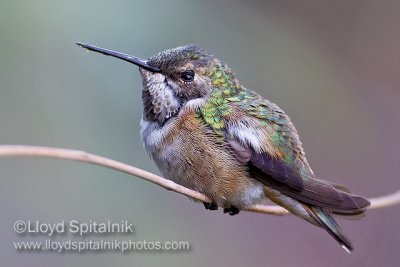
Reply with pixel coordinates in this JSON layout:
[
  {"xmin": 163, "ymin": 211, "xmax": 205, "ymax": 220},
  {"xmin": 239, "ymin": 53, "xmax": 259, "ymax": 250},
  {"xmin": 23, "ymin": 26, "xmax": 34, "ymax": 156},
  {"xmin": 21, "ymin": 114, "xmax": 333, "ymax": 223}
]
[{"xmin": 76, "ymin": 42, "xmax": 370, "ymax": 252}]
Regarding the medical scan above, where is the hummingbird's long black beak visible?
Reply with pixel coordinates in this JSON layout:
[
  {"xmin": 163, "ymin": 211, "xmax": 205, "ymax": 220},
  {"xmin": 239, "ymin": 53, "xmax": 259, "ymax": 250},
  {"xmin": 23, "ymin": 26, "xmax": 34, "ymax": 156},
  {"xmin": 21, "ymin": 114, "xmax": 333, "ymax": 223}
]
[{"xmin": 76, "ymin": 42, "xmax": 161, "ymax": 73}]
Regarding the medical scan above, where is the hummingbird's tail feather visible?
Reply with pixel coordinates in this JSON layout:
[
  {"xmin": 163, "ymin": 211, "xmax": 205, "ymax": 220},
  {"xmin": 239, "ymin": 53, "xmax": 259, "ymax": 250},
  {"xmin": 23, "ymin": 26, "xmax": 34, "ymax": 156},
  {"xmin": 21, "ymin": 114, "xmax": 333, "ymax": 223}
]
[
  {"xmin": 264, "ymin": 186, "xmax": 354, "ymax": 252},
  {"xmin": 304, "ymin": 205, "xmax": 353, "ymax": 253}
]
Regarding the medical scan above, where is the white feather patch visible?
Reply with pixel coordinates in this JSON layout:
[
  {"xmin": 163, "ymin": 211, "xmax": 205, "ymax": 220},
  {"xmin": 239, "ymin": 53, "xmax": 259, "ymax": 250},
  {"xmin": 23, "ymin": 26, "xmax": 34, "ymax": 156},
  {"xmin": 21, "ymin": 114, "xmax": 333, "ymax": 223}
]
[{"xmin": 227, "ymin": 118, "xmax": 273, "ymax": 154}]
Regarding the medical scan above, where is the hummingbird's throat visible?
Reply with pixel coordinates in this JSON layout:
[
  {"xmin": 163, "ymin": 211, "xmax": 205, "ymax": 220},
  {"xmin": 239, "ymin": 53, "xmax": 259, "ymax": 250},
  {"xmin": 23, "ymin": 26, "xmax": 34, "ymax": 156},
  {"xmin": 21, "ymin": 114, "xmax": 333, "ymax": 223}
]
[
  {"xmin": 148, "ymin": 81, "xmax": 180, "ymax": 117},
  {"xmin": 140, "ymin": 71, "xmax": 180, "ymax": 123}
]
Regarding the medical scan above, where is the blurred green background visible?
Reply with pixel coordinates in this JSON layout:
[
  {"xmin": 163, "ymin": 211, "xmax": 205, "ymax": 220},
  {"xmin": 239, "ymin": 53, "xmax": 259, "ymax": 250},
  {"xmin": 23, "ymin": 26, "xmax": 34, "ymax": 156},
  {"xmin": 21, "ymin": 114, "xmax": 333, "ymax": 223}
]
[{"xmin": 1, "ymin": 0, "xmax": 399, "ymax": 266}]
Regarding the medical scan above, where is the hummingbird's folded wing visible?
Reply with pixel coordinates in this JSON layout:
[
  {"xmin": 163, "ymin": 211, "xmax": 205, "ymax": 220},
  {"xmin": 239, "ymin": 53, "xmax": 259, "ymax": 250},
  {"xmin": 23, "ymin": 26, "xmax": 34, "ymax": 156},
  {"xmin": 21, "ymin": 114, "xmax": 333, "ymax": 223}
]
[
  {"xmin": 250, "ymin": 157, "xmax": 369, "ymax": 214},
  {"xmin": 225, "ymin": 102, "xmax": 370, "ymax": 214}
]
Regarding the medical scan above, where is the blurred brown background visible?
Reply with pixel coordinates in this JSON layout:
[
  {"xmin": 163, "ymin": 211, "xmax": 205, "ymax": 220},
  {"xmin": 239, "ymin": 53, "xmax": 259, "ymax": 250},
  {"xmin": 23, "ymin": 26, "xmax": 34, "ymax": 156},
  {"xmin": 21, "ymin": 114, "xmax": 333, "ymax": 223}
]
[{"xmin": 0, "ymin": 0, "xmax": 399, "ymax": 266}]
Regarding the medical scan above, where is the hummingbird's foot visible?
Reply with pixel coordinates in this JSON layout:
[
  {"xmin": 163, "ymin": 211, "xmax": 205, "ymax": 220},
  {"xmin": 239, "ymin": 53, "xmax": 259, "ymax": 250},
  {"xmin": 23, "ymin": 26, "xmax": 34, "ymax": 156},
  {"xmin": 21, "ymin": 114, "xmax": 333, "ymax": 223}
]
[
  {"xmin": 204, "ymin": 202, "xmax": 219, "ymax": 211},
  {"xmin": 223, "ymin": 206, "xmax": 240, "ymax": 216}
]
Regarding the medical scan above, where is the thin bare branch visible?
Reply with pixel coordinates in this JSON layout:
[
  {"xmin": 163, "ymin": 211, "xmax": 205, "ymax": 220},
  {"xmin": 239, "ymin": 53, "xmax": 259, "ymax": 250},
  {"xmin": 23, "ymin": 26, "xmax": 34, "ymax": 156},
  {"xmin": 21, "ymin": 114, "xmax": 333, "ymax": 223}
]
[{"xmin": 0, "ymin": 145, "xmax": 398, "ymax": 215}]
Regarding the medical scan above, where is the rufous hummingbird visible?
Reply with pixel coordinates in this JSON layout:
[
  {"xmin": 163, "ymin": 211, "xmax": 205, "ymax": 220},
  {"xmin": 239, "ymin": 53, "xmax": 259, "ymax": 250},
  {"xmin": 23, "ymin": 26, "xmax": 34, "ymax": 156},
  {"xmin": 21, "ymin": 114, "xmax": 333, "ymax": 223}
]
[{"xmin": 77, "ymin": 42, "xmax": 370, "ymax": 252}]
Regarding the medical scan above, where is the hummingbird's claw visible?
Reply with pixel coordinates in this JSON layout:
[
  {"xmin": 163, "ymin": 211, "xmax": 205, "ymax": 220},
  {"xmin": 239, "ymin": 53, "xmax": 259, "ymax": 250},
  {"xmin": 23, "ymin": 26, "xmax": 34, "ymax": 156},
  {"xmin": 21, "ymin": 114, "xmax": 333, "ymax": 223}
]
[
  {"xmin": 223, "ymin": 206, "xmax": 240, "ymax": 216},
  {"xmin": 203, "ymin": 202, "xmax": 219, "ymax": 210}
]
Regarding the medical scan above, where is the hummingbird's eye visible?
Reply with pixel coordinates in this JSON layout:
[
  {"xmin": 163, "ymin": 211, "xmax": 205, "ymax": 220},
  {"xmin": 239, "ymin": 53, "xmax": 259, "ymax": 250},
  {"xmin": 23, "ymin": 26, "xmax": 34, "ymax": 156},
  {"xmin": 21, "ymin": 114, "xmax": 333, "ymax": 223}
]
[{"xmin": 180, "ymin": 70, "xmax": 195, "ymax": 82}]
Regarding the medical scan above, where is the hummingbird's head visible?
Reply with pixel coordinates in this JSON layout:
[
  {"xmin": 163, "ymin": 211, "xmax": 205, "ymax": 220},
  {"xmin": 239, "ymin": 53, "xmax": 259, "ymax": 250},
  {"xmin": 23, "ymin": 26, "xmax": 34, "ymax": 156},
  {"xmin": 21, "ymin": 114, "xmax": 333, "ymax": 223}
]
[
  {"xmin": 76, "ymin": 43, "xmax": 238, "ymax": 124},
  {"xmin": 139, "ymin": 44, "xmax": 214, "ymax": 123}
]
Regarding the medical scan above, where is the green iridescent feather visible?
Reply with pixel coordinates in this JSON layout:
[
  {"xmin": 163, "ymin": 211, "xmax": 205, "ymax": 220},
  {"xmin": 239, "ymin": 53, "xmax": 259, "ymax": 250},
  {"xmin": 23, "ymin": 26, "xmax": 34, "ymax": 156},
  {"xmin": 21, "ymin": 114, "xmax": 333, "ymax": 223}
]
[
  {"xmin": 200, "ymin": 62, "xmax": 240, "ymax": 134},
  {"xmin": 199, "ymin": 61, "xmax": 311, "ymax": 176}
]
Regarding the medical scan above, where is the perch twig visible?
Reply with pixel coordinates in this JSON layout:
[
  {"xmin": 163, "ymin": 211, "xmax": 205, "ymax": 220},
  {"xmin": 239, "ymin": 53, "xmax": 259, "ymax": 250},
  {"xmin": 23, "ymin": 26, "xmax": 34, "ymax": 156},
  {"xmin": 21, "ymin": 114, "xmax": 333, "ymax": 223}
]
[{"xmin": 0, "ymin": 145, "xmax": 398, "ymax": 215}]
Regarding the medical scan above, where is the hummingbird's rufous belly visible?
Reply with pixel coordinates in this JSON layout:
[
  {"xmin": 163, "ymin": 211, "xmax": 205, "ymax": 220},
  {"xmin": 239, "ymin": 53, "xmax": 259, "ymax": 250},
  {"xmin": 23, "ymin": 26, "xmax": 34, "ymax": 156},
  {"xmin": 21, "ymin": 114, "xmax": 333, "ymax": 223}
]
[{"xmin": 140, "ymin": 109, "xmax": 266, "ymax": 208}]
